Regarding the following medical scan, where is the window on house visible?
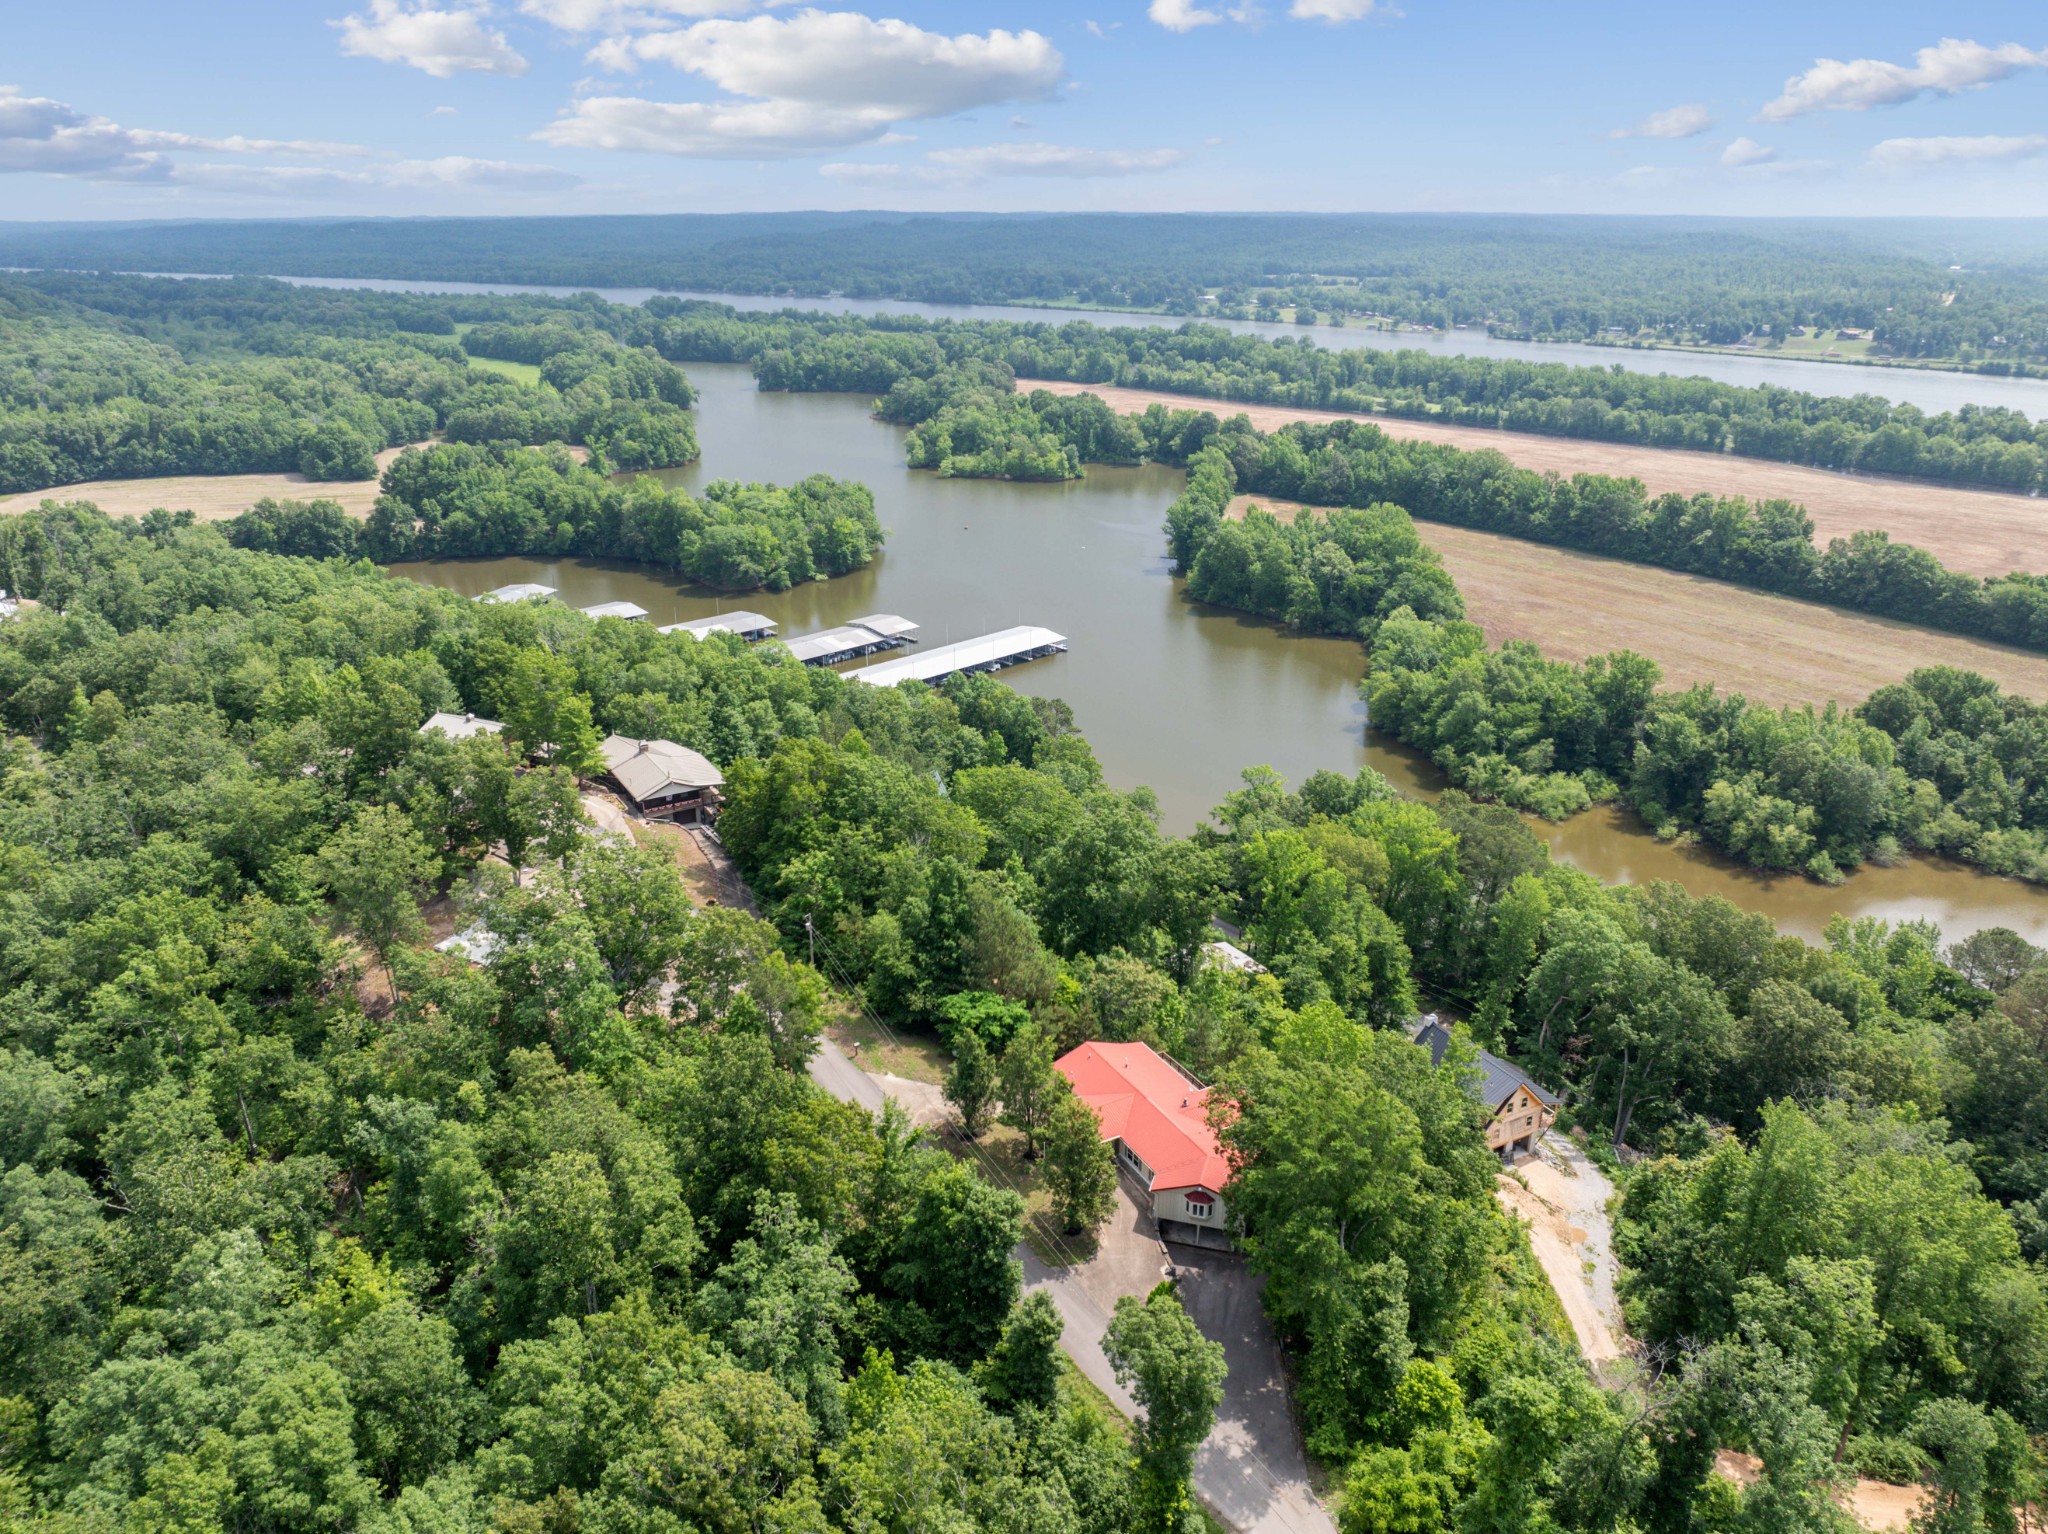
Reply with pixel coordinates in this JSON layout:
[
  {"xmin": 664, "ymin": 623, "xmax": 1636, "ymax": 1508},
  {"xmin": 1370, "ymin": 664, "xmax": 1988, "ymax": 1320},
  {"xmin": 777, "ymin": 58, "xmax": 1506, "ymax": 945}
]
[{"xmin": 1185, "ymin": 1192, "xmax": 1213, "ymax": 1220}]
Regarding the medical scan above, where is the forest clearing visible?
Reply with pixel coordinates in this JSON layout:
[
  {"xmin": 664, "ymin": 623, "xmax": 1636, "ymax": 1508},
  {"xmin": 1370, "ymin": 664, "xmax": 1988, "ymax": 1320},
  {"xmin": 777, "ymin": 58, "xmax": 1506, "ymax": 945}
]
[
  {"xmin": 1045, "ymin": 379, "xmax": 2048, "ymax": 579},
  {"xmin": 1226, "ymin": 493, "xmax": 2048, "ymax": 705},
  {"xmin": 0, "ymin": 441, "xmax": 593, "ymax": 523}
]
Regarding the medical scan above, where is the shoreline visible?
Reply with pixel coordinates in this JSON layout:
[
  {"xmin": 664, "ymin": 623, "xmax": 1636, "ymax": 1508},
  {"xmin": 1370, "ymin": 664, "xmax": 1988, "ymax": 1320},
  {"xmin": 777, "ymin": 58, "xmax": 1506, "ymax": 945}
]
[{"xmin": 1033, "ymin": 378, "xmax": 2048, "ymax": 579}]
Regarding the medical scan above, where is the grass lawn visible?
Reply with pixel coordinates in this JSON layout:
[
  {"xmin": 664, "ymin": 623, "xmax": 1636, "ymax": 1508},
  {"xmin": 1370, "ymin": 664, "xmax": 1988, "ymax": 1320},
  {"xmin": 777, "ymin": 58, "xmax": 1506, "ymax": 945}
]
[
  {"xmin": 816, "ymin": 1000, "xmax": 1104, "ymax": 1266},
  {"xmin": 1769, "ymin": 329, "xmax": 1877, "ymax": 358},
  {"xmin": 969, "ymin": 1119, "xmax": 1105, "ymax": 1268},
  {"xmin": 825, "ymin": 1006, "xmax": 949, "ymax": 1084},
  {"xmin": 463, "ymin": 353, "xmax": 544, "ymax": 386}
]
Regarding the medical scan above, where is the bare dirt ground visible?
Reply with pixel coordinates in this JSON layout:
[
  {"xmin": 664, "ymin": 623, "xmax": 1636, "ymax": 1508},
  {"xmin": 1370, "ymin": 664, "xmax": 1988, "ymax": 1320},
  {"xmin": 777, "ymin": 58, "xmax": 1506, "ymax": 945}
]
[
  {"xmin": 1228, "ymin": 493, "xmax": 2048, "ymax": 706},
  {"xmin": 0, "ymin": 442, "xmax": 589, "ymax": 524},
  {"xmin": 1034, "ymin": 379, "xmax": 2048, "ymax": 579},
  {"xmin": 1713, "ymin": 1451, "xmax": 1926, "ymax": 1534},
  {"xmin": 1494, "ymin": 1136, "xmax": 1625, "ymax": 1372},
  {"xmin": 633, "ymin": 818, "xmax": 758, "ymax": 913}
]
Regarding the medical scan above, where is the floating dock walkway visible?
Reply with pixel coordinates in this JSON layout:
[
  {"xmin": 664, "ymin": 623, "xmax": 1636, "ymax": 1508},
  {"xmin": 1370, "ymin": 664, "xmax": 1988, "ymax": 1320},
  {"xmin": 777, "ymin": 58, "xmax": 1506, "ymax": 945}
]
[
  {"xmin": 784, "ymin": 614, "xmax": 921, "ymax": 666},
  {"xmin": 658, "ymin": 610, "xmax": 778, "ymax": 642},
  {"xmin": 853, "ymin": 626, "xmax": 1067, "ymax": 686}
]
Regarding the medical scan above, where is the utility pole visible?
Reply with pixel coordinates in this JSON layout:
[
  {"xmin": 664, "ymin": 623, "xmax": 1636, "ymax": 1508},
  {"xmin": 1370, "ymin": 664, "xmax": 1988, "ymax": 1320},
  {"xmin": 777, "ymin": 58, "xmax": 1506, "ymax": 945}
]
[{"xmin": 805, "ymin": 912, "xmax": 815, "ymax": 968}]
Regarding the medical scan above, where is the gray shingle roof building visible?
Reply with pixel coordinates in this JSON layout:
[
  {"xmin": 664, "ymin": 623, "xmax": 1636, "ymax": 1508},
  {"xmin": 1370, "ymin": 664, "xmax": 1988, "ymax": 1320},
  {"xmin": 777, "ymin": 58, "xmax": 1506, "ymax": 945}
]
[
  {"xmin": 599, "ymin": 734, "xmax": 724, "ymax": 822},
  {"xmin": 1411, "ymin": 1019, "xmax": 1560, "ymax": 1113}
]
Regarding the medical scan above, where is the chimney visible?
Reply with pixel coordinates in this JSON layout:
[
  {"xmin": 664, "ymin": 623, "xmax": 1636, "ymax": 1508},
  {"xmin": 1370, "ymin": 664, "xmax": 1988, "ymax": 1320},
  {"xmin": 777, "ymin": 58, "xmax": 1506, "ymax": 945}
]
[{"xmin": 636, "ymin": 739, "xmax": 649, "ymax": 754}]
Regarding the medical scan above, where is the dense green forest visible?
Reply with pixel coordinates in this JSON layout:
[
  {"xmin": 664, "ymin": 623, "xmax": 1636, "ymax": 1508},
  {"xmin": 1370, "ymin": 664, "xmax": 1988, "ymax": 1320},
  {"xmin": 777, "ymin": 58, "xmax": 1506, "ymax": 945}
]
[
  {"xmin": 0, "ymin": 274, "xmax": 698, "ymax": 493},
  {"xmin": 663, "ymin": 301, "xmax": 2048, "ymax": 496},
  {"xmin": 231, "ymin": 447, "xmax": 883, "ymax": 590},
  {"xmin": 0, "ymin": 503, "xmax": 2038, "ymax": 1534},
  {"xmin": 11, "ymin": 212, "xmax": 2048, "ymax": 362},
  {"xmin": 353, "ymin": 444, "xmax": 883, "ymax": 589},
  {"xmin": 1156, "ymin": 442, "xmax": 2048, "ymax": 885},
  {"xmin": 17, "ymin": 270, "xmax": 2048, "ymax": 504}
]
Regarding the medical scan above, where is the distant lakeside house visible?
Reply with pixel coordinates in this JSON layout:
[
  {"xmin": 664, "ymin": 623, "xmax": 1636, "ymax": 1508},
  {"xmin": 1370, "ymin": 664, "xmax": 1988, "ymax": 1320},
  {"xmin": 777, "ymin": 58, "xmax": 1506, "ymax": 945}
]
[
  {"xmin": 419, "ymin": 710, "xmax": 504, "ymax": 741},
  {"xmin": 1055, "ymin": 1041, "xmax": 1233, "ymax": 1249},
  {"xmin": 1410, "ymin": 1017, "xmax": 1558, "ymax": 1160}
]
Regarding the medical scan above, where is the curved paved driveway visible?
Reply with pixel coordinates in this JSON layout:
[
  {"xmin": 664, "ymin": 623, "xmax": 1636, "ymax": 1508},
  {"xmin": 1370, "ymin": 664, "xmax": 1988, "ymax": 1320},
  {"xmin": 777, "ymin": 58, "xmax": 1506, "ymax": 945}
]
[{"xmin": 808, "ymin": 1038, "xmax": 1335, "ymax": 1534}]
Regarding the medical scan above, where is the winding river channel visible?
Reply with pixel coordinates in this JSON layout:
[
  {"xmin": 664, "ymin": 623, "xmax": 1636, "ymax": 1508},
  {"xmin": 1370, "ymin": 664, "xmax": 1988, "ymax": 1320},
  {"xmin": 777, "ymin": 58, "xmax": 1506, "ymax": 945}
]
[
  {"xmin": 284, "ymin": 274, "xmax": 2048, "ymax": 419},
  {"xmin": 389, "ymin": 362, "xmax": 2048, "ymax": 947}
]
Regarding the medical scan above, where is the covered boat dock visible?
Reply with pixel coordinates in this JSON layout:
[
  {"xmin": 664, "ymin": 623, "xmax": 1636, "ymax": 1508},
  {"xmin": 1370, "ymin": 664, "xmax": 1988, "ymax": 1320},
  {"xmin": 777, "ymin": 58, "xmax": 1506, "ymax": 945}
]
[
  {"xmin": 477, "ymin": 582, "xmax": 556, "ymax": 604},
  {"xmin": 658, "ymin": 610, "xmax": 778, "ymax": 642},
  {"xmin": 783, "ymin": 614, "xmax": 921, "ymax": 666},
  {"xmin": 852, "ymin": 626, "xmax": 1066, "ymax": 687}
]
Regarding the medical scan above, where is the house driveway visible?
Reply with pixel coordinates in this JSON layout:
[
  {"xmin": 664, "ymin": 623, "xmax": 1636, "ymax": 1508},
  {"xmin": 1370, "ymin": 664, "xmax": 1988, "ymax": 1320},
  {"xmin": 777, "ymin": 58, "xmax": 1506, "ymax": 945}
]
[
  {"xmin": 808, "ymin": 1037, "xmax": 1335, "ymax": 1534},
  {"xmin": 1172, "ymin": 1247, "xmax": 1335, "ymax": 1534},
  {"xmin": 1496, "ymin": 1132, "xmax": 1626, "ymax": 1376}
]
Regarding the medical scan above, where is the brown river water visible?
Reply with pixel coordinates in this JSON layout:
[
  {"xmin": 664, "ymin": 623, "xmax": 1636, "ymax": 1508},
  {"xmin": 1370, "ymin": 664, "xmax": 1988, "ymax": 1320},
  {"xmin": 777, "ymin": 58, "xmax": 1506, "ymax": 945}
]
[{"xmin": 388, "ymin": 363, "xmax": 2048, "ymax": 946}]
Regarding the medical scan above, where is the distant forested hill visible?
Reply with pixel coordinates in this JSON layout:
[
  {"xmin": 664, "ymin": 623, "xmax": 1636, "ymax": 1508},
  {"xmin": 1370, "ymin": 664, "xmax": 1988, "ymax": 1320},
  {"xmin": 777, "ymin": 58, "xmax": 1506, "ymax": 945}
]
[{"xmin": 10, "ymin": 211, "xmax": 2048, "ymax": 360}]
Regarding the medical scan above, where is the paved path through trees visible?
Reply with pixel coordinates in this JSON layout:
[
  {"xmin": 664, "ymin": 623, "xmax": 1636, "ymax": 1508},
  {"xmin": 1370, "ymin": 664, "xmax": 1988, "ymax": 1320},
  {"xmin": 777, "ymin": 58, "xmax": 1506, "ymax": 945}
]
[{"xmin": 806, "ymin": 1037, "xmax": 1336, "ymax": 1534}]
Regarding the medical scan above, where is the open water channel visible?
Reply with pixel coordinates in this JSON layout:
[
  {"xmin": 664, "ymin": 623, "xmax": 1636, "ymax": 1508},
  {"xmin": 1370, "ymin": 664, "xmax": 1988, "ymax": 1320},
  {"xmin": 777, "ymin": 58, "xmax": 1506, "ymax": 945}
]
[
  {"xmin": 389, "ymin": 362, "xmax": 2048, "ymax": 947},
  {"xmin": 286, "ymin": 274, "xmax": 2048, "ymax": 419}
]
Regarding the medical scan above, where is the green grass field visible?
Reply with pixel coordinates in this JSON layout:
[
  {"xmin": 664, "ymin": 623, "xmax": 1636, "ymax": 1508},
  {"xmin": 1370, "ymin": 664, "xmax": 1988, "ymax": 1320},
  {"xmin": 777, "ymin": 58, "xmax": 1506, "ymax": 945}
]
[{"xmin": 462, "ymin": 353, "xmax": 543, "ymax": 386}]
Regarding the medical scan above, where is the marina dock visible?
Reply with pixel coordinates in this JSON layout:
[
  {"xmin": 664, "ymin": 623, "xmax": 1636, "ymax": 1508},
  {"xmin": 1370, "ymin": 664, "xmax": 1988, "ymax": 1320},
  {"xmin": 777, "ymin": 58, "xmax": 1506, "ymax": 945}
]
[
  {"xmin": 658, "ymin": 610, "xmax": 778, "ymax": 641},
  {"xmin": 852, "ymin": 626, "xmax": 1067, "ymax": 686},
  {"xmin": 783, "ymin": 614, "xmax": 921, "ymax": 665}
]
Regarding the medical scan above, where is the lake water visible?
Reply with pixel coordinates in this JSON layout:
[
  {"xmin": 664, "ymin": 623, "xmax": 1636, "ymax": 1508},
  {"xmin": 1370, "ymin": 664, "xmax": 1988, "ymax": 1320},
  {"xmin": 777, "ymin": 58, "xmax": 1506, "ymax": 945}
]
[
  {"xmin": 279, "ymin": 274, "xmax": 2048, "ymax": 421},
  {"xmin": 387, "ymin": 362, "xmax": 2048, "ymax": 947}
]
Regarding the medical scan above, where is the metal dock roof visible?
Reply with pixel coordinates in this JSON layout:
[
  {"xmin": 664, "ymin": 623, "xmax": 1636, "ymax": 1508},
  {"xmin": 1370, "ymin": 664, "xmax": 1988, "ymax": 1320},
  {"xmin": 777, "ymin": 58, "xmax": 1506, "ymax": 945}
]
[
  {"xmin": 853, "ymin": 626, "xmax": 1066, "ymax": 686},
  {"xmin": 477, "ymin": 582, "xmax": 556, "ymax": 603},
  {"xmin": 783, "ymin": 614, "xmax": 922, "ymax": 665},
  {"xmin": 581, "ymin": 601, "xmax": 650, "ymax": 622},
  {"xmin": 657, "ymin": 610, "xmax": 778, "ymax": 640}
]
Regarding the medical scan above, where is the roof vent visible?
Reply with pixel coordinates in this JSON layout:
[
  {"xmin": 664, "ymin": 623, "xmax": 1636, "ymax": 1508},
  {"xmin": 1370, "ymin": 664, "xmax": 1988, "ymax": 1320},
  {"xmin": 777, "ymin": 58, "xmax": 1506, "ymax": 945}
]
[
  {"xmin": 464, "ymin": 712, "xmax": 475, "ymax": 722},
  {"xmin": 636, "ymin": 739, "xmax": 649, "ymax": 754}
]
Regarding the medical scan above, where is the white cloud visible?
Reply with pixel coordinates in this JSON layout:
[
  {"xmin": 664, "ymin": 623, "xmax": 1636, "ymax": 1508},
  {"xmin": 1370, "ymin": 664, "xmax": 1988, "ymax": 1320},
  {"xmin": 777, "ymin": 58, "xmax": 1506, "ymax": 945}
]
[
  {"xmin": 1148, "ymin": 0, "xmax": 1222, "ymax": 31},
  {"xmin": 1288, "ymin": 0, "xmax": 1390, "ymax": 20},
  {"xmin": 1761, "ymin": 38, "xmax": 2048, "ymax": 122},
  {"xmin": 1084, "ymin": 20, "xmax": 1118, "ymax": 38},
  {"xmin": 926, "ymin": 142, "xmax": 1184, "ymax": 176},
  {"xmin": 0, "ymin": 87, "xmax": 364, "ymax": 181},
  {"xmin": 608, "ymin": 12, "xmax": 1063, "ymax": 117},
  {"xmin": 1608, "ymin": 103, "xmax": 1713, "ymax": 140},
  {"xmin": 335, "ymin": 1, "xmax": 529, "ymax": 77},
  {"xmin": 128, "ymin": 130, "xmax": 366, "ymax": 156},
  {"xmin": 175, "ymin": 155, "xmax": 578, "ymax": 195},
  {"xmin": 1867, "ymin": 134, "xmax": 2048, "ymax": 170},
  {"xmin": 430, "ymin": 104, "xmax": 459, "ymax": 115},
  {"xmin": 554, "ymin": 10, "xmax": 1064, "ymax": 158},
  {"xmin": 517, "ymin": 0, "xmax": 744, "ymax": 28},
  {"xmin": 823, "ymin": 140, "xmax": 1186, "ymax": 184},
  {"xmin": 540, "ymin": 95, "xmax": 891, "ymax": 156},
  {"xmin": 1720, "ymin": 136, "xmax": 1775, "ymax": 167}
]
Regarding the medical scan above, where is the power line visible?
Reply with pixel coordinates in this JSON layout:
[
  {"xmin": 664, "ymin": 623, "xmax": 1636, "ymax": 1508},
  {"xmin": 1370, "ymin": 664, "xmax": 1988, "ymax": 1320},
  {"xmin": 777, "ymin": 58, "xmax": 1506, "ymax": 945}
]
[{"xmin": 807, "ymin": 926, "xmax": 1097, "ymax": 1271}]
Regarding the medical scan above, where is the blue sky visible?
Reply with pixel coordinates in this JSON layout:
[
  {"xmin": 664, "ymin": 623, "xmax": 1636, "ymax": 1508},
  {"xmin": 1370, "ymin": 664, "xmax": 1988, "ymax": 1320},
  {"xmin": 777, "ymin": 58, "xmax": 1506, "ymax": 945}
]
[{"xmin": 8, "ymin": 1, "xmax": 2048, "ymax": 219}]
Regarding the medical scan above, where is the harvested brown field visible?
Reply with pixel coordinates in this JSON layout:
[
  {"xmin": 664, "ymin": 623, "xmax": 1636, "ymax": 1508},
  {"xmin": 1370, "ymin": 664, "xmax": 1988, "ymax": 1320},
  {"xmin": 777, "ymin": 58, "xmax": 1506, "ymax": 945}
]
[
  {"xmin": 1035, "ymin": 379, "xmax": 2048, "ymax": 579},
  {"xmin": 0, "ymin": 441, "xmax": 589, "ymax": 524},
  {"xmin": 1227, "ymin": 494, "xmax": 2048, "ymax": 706}
]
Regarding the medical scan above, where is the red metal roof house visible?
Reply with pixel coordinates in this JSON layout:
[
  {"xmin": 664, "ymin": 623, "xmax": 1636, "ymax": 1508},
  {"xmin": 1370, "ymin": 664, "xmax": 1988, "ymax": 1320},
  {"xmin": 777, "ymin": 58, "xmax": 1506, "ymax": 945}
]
[{"xmin": 1055, "ymin": 1041, "xmax": 1232, "ymax": 1244}]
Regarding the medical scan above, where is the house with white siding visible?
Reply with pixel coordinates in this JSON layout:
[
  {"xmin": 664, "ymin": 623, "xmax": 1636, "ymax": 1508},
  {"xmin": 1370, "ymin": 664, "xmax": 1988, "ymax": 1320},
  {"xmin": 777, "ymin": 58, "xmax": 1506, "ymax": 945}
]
[{"xmin": 1055, "ymin": 1041, "xmax": 1232, "ymax": 1248}]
